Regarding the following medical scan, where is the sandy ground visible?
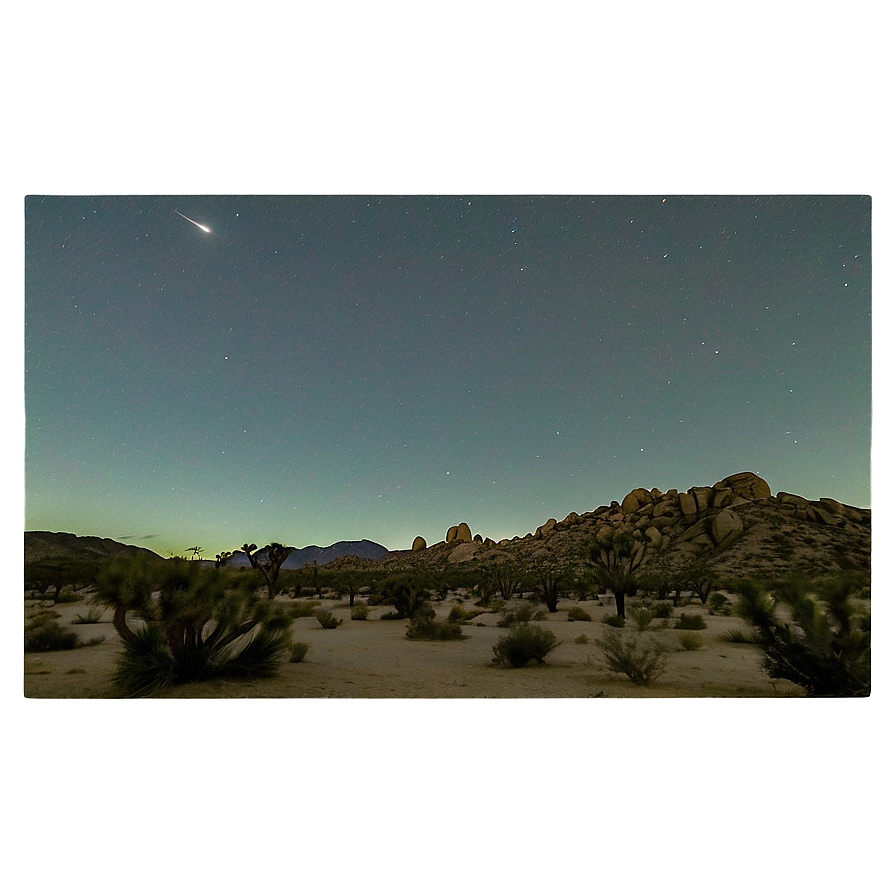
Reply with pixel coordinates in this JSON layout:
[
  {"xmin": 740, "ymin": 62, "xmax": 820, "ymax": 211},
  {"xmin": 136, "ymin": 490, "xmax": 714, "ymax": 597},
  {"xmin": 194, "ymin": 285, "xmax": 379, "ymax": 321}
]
[{"xmin": 23, "ymin": 593, "xmax": 804, "ymax": 698}]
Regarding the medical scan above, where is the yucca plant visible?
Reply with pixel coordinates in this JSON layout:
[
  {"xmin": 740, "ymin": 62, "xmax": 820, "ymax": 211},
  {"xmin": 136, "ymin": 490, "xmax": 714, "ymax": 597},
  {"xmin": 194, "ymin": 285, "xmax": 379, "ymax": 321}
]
[
  {"xmin": 95, "ymin": 557, "xmax": 293, "ymax": 697},
  {"xmin": 733, "ymin": 576, "xmax": 870, "ymax": 697}
]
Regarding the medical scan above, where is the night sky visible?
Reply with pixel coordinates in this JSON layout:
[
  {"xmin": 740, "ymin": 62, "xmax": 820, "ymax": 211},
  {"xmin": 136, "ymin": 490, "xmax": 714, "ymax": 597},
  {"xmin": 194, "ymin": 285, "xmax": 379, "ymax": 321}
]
[{"xmin": 24, "ymin": 195, "xmax": 871, "ymax": 557}]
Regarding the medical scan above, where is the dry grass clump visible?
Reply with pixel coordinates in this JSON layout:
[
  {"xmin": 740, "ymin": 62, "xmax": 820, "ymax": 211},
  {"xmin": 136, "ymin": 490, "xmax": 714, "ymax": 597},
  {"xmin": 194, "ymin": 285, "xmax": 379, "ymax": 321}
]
[{"xmin": 598, "ymin": 630, "xmax": 669, "ymax": 686}]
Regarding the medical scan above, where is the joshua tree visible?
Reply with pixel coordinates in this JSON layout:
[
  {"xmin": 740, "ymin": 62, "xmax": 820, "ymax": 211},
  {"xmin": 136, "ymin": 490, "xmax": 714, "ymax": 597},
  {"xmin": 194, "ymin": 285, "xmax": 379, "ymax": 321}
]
[
  {"xmin": 588, "ymin": 528, "xmax": 648, "ymax": 619},
  {"xmin": 682, "ymin": 560, "xmax": 716, "ymax": 604},
  {"xmin": 186, "ymin": 546, "xmax": 204, "ymax": 561},
  {"xmin": 241, "ymin": 542, "xmax": 293, "ymax": 600},
  {"xmin": 733, "ymin": 575, "xmax": 870, "ymax": 697},
  {"xmin": 483, "ymin": 563, "xmax": 523, "ymax": 605},
  {"xmin": 534, "ymin": 568, "xmax": 566, "ymax": 613},
  {"xmin": 95, "ymin": 556, "xmax": 293, "ymax": 696}
]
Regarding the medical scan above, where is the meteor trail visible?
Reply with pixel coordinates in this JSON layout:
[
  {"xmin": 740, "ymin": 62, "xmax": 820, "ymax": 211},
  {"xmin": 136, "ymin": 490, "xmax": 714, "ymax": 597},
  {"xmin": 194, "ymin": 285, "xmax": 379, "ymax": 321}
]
[{"xmin": 175, "ymin": 210, "xmax": 211, "ymax": 233}]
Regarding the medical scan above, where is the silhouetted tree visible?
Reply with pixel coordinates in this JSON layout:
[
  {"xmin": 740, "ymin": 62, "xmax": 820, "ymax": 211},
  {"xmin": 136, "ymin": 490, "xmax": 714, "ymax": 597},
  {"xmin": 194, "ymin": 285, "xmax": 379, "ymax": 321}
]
[
  {"xmin": 588, "ymin": 529, "xmax": 648, "ymax": 619},
  {"xmin": 241, "ymin": 542, "xmax": 293, "ymax": 600}
]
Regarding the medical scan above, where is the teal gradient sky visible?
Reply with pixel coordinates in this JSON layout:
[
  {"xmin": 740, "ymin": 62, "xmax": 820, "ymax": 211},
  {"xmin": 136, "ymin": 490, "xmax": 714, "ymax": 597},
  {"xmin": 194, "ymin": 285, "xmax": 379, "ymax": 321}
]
[{"xmin": 25, "ymin": 195, "xmax": 871, "ymax": 558}]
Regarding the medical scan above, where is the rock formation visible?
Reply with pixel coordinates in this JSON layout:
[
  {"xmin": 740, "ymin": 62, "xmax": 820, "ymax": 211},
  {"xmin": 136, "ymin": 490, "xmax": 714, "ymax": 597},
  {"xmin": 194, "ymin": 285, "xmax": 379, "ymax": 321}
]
[{"xmin": 412, "ymin": 536, "xmax": 427, "ymax": 552}]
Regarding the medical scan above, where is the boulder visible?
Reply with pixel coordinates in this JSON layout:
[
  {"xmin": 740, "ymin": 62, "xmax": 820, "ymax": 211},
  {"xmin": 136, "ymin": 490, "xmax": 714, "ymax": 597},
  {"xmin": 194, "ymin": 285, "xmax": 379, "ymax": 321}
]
[
  {"xmin": 678, "ymin": 492, "xmax": 698, "ymax": 517},
  {"xmin": 714, "ymin": 472, "xmax": 772, "ymax": 500},
  {"xmin": 712, "ymin": 487, "xmax": 735, "ymax": 508},
  {"xmin": 455, "ymin": 522, "xmax": 473, "ymax": 543},
  {"xmin": 817, "ymin": 497, "xmax": 844, "ymax": 514},
  {"xmin": 412, "ymin": 536, "xmax": 427, "ymax": 552},
  {"xmin": 450, "ymin": 542, "xmax": 480, "ymax": 562},
  {"xmin": 710, "ymin": 508, "xmax": 743, "ymax": 546},
  {"xmin": 644, "ymin": 526, "xmax": 662, "ymax": 546},
  {"xmin": 562, "ymin": 511, "xmax": 581, "ymax": 526},
  {"xmin": 446, "ymin": 525, "xmax": 459, "ymax": 543},
  {"xmin": 680, "ymin": 520, "xmax": 709, "ymax": 542},
  {"xmin": 777, "ymin": 491, "xmax": 808, "ymax": 508},
  {"xmin": 622, "ymin": 488, "xmax": 653, "ymax": 514},
  {"xmin": 690, "ymin": 487, "xmax": 713, "ymax": 513},
  {"xmin": 473, "ymin": 533, "xmax": 483, "ymax": 543}
]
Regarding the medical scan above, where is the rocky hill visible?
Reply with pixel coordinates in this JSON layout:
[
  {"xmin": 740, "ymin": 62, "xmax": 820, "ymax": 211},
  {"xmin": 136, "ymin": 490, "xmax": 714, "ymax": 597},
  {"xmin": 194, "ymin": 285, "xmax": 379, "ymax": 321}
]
[
  {"xmin": 374, "ymin": 472, "xmax": 871, "ymax": 584},
  {"xmin": 24, "ymin": 531, "xmax": 163, "ymax": 566}
]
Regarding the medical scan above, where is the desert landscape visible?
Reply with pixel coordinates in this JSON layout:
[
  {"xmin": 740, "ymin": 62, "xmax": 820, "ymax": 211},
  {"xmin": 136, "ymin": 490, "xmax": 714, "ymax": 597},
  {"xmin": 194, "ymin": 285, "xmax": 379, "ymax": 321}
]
[
  {"xmin": 24, "ymin": 588, "xmax": 805, "ymax": 699},
  {"xmin": 24, "ymin": 472, "xmax": 870, "ymax": 699}
]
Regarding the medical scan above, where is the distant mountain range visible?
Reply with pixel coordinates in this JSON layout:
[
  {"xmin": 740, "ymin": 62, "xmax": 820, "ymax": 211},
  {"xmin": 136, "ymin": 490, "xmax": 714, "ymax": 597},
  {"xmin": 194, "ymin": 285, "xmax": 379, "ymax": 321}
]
[
  {"xmin": 222, "ymin": 540, "xmax": 389, "ymax": 569},
  {"xmin": 24, "ymin": 532, "xmax": 389, "ymax": 569}
]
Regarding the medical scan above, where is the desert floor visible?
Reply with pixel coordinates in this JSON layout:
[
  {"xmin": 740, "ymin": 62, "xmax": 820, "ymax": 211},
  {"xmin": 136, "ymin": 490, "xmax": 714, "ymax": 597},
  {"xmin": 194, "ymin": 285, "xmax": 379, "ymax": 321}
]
[{"xmin": 23, "ymin": 591, "xmax": 805, "ymax": 699}]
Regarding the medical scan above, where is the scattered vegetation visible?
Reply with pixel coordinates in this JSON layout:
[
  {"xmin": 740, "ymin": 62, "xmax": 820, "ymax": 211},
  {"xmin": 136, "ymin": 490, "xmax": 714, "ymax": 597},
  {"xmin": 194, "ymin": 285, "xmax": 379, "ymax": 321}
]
[
  {"xmin": 574, "ymin": 633, "xmax": 590, "ymax": 645},
  {"xmin": 601, "ymin": 614, "xmax": 626, "ymax": 628},
  {"xmin": 598, "ymin": 630, "xmax": 669, "ymax": 686},
  {"xmin": 678, "ymin": 632, "xmax": 703, "ymax": 651},
  {"xmin": 567, "ymin": 605, "xmax": 592, "ymax": 622},
  {"xmin": 405, "ymin": 604, "xmax": 465, "ymax": 641},
  {"xmin": 350, "ymin": 604, "xmax": 370, "ymax": 620},
  {"xmin": 675, "ymin": 613, "xmax": 707, "ymax": 630},
  {"xmin": 25, "ymin": 615, "xmax": 81, "ymax": 652},
  {"xmin": 651, "ymin": 601, "xmax": 674, "ymax": 619},
  {"xmin": 491, "ymin": 624, "xmax": 560, "ymax": 668},
  {"xmin": 708, "ymin": 593, "xmax": 729, "ymax": 615},
  {"xmin": 498, "ymin": 604, "xmax": 534, "ymax": 627}
]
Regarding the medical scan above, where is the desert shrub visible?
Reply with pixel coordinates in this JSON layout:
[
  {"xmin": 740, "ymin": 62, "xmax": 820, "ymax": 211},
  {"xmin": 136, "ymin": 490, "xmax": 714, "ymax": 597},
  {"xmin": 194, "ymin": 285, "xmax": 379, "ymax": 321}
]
[
  {"xmin": 733, "ymin": 576, "xmax": 870, "ymax": 697},
  {"xmin": 567, "ymin": 606, "xmax": 592, "ymax": 622},
  {"xmin": 532, "ymin": 610, "xmax": 547, "ymax": 621},
  {"xmin": 72, "ymin": 607, "xmax": 104, "ymax": 624},
  {"xmin": 25, "ymin": 617, "xmax": 81, "ymax": 652},
  {"xmin": 406, "ymin": 611, "xmax": 465, "ymax": 641},
  {"xmin": 574, "ymin": 633, "xmax": 590, "ymax": 645},
  {"xmin": 289, "ymin": 642, "xmax": 311, "ymax": 662},
  {"xmin": 598, "ymin": 630, "xmax": 669, "ymax": 686},
  {"xmin": 498, "ymin": 604, "xmax": 534, "ymax": 627},
  {"xmin": 630, "ymin": 607, "xmax": 655, "ymax": 631},
  {"xmin": 381, "ymin": 575, "xmax": 429, "ymax": 619},
  {"xmin": 54, "ymin": 591, "xmax": 83, "ymax": 604},
  {"xmin": 350, "ymin": 604, "xmax": 370, "ymax": 620},
  {"xmin": 314, "ymin": 608, "xmax": 341, "ymax": 629},
  {"xmin": 448, "ymin": 604, "xmax": 481, "ymax": 623},
  {"xmin": 675, "ymin": 613, "xmax": 707, "ymax": 630},
  {"xmin": 492, "ymin": 624, "xmax": 560, "ymax": 667},
  {"xmin": 708, "ymin": 593, "xmax": 729, "ymax": 615},
  {"xmin": 721, "ymin": 627, "xmax": 756, "ymax": 643},
  {"xmin": 601, "ymin": 614, "xmax": 626, "ymax": 628},
  {"xmin": 652, "ymin": 601, "xmax": 674, "ymax": 619},
  {"xmin": 678, "ymin": 632, "xmax": 703, "ymax": 650},
  {"xmin": 95, "ymin": 556, "xmax": 293, "ymax": 697},
  {"xmin": 287, "ymin": 600, "xmax": 320, "ymax": 618}
]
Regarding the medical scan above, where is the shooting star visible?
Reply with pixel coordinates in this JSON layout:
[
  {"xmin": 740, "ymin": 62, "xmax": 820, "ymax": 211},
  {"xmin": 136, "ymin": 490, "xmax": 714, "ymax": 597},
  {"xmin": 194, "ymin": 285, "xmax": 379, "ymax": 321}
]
[{"xmin": 175, "ymin": 210, "xmax": 211, "ymax": 233}]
